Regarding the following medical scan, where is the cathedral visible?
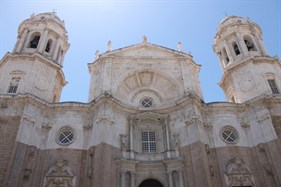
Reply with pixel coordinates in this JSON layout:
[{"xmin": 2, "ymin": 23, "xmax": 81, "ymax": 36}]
[{"xmin": 0, "ymin": 12, "xmax": 281, "ymax": 187}]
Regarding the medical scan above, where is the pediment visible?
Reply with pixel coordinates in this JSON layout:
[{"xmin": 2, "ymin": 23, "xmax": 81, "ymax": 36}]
[
  {"xmin": 129, "ymin": 112, "xmax": 169, "ymax": 122},
  {"xmin": 101, "ymin": 42, "xmax": 190, "ymax": 59}
]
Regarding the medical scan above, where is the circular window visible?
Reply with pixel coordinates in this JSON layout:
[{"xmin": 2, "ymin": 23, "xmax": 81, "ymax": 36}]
[
  {"xmin": 220, "ymin": 126, "xmax": 239, "ymax": 144},
  {"xmin": 56, "ymin": 127, "xmax": 75, "ymax": 146},
  {"xmin": 141, "ymin": 98, "xmax": 153, "ymax": 108}
]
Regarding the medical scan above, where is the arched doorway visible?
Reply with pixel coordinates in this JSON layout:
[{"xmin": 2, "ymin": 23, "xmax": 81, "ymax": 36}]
[{"xmin": 139, "ymin": 179, "xmax": 163, "ymax": 187}]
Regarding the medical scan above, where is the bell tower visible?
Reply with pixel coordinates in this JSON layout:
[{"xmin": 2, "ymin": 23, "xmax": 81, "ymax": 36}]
[
  {"xmin": 213, "ymin": 16, "xmax": 281, "ymax": 103},
  {"xmin": 0, "ymin": 12, "xmax": 70, "ymax": 102}
]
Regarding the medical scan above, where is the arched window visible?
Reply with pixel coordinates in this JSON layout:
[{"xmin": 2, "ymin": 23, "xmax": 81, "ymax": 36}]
[
  {"xmin": 45, "ymin": 39, "xmax": 52, "ymax": 53},
  {"xmin": 232, "ymin": 42, "xmax": 240, "ymax": 55},
  {"xmin": 244, "ymin": 36, "xmax": 256, "ymax": 51},
  {"xmin": 29, "ymin": 32, "xmax": 41, "ymax": 49}
]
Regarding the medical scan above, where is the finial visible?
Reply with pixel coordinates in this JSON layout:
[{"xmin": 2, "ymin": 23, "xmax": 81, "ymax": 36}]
[
  {"xmin": 107, "ymin": 40, "xmax": 112, "ymax": 52},
  {"xmin": 95, "ymin": 50, "xmax": 99, "ymax": 60},
  {"xmin": 177, "ymin": 42, "xmax": 183, "ymax": 52},
  {"xmin": 52, "ymin": 9, "xmax": 57, "ymax": 14},
  {"xmin": 142, "ymin": 35, "xmax": 147, "ymax": 43}
]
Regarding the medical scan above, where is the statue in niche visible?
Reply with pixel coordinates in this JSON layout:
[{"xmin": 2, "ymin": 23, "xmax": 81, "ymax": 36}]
[
  {"xmin": 173, "ymin": 133, "xmax": 180, "ymax": 148},
  {"xmin": 120, "ymin": 134, "xmax": 128, "ymax": 150}
]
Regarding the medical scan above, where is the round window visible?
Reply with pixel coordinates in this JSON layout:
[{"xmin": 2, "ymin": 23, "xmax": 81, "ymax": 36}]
[
  {"xmin": 220, "ymin": 126, "xmax": 239, "ymax": 144},
  {"xmin": 56, "ymin": 127, "xmax": 75, "ymax": 146},
  {"xmin": 141, "ymin": 98, "xmax": 153, "ymax": 108}
]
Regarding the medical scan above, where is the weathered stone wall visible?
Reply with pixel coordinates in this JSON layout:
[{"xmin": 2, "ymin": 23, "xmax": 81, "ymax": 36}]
[{"xmin": 0, "ymin": 117, "xmax": 20, "ymax": 187}]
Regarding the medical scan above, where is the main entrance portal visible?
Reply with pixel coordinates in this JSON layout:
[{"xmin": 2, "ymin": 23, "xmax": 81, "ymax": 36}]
[{"xmin": 139, "ymin": 179, "xmax": 163, "ymax": 187}]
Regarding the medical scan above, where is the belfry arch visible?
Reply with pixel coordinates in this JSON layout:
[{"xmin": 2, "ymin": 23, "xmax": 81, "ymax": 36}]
[{"xmin": 139, "ymin": 179, "xmax": 163, "ymax": 187}]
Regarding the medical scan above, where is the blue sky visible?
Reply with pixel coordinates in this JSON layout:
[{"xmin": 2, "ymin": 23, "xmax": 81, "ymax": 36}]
[{"xmin": 0, "ymin": 1, "xmax": 280, "ymax": 103}]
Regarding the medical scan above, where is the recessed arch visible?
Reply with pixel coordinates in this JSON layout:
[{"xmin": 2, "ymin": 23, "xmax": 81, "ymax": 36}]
[
  {"xmin": 139, "ymin": 179, "xmax": 163, "ymax": 187},
  {"xmin": 112, "ymin": 69, "xmax": 183, "ymax": 106}
]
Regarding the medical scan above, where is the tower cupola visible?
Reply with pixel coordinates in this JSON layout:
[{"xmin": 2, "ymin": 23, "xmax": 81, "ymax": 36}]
[
  {"xmin": 13, "ymin": 12, "xmax": 69, "ymax": 65},
  {"xmin": 0, "ymin": 12, "xmax": 69, "ymax": 103},
  {"xmin": 213, "ymin": 16, "xmax": 281, "ymax": 103}
]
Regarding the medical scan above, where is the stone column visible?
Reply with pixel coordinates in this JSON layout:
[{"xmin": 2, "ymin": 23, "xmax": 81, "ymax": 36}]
[
  {"xmin": 38, "ymin": 29, "xmax": 48, "ymax": 53},
  {"xmin": 129, "ymin": 120, "xmax": 135, "ymax": 159},
  {"xmin": 178, "ymin": 170, "xmax": 184, "ymax": 187},
  {"xmin": 52, "ymin": 37, "xmax": 62, "ymax": 61},
  {"xmin": 16, "ymin": 29, "xmax": 28, "ymax": 53},
  {"xmin": 168, "ymin": 171, "xmax": 173, "ymax": 187},
  {"xmin": 236, "ymin": 32, "xmax": 249, "ymax": 56},
  {"xmin": 131, "ymin": 172, "xmax": 135, "ymax": 187},
  {"xmin": 121, "ymin": 170, "xmax": 126, "ymax": 187},
  {"xmin": 164, "ymin": 119, "xmax": 171, "ymax": 159},
  {"xmin": 253, "ymin": 33, "xmax": 267, "ymax": 56},
  {"xmin": 222, "ymin": 40, "xmax": 234, "ymax": 63}
]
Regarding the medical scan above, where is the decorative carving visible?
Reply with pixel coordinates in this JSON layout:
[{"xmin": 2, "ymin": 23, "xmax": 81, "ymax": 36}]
[
  {"xmin": 42, "ymin": 122, "xmax": 52, "ymax": 130},
  {"xmin": 225, "ymin": 158, "xmax": 254, "ymax": 187},
  {"xmin": 240, "ymin": 117, "xmax": 250, "ymax": 129},
  {"xmin": 83, "ymin": 122, "xmax": 93, "ymax": 130},
  {"xmin": 0, "ymin": 99, "xmax": 8, "ymax": 108},
  {"xmin": 35, "ymin": 77, "xmax": 49, "ymax": 91},
  {"xmin": 96, "ymin": 115, "xmax": 114, "ymax": 125},
  {"xmin": 185, "ymin": 110, "xmax": 203, "ymax": 126},
  {"xmin": 44, "ymin": 160, "xmax": 74, "ymax": 187}
]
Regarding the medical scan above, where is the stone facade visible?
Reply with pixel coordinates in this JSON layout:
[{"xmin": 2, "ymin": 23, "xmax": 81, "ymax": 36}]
[{"xmin": 0, "ymin": 13, "xmax": 281, "ymax": 187}]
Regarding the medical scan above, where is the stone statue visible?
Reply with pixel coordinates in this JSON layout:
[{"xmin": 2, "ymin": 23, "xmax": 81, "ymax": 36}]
[
  {"xmin": 120, "ymin": 134, "xmax": 127, "ymax": 149},
  {"xmin": 177, "ymin": 42, "xmax": 183, "ymax": 51},
  {"xmin": 95, "ymin": 50, "xmax": 99, "ymax": 59},
  {"xmin": 173, "ymin": 133, "xmax": 180, "ymax": 148},
  {"xmin": 142, "ymin": 35, "xmax": 147, "ymax": 43},
  {"xmin": 107, "ymin": 40, "xmax": 112, "ymax": 51}
]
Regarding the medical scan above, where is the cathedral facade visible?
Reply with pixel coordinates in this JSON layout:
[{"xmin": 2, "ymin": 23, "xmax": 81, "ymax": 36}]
[{"xmin": 0, "ymin": 12, "xmax": 281, "ymax": 187}]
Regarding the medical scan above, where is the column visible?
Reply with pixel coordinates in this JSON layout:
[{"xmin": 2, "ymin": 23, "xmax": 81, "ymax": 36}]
[
  {"xmin": 222, "ymin": 40, "xmax": 234, "ymax": 63},
  {"xmin": 52, "ymin": 37, "xmax": 62, "ymax": 60},
  {"xmin": 236, "ymin": 32, "xmax": 248, "ymax": 56},
  {"xmin": 129, "ymin": 120, "xmax": 135, "ymax": 159},
  {"xmin": 130, "ymin": 172, "xmax": 135, "ymax": 187},
  {"xmin": 121, "ymin": 170, "xmax": 126, "ymax": 187},
  {"xmin": 165, "ymin": 119, "xmax": 171, "ymax": 159},
  {"xmin": 38, "ymin": 29, "xmax": 49, "ymax": 53},
  {"xmin": 253, "ymin": 33, "xmax": 267, "ymax": 56},
  {"xmin": 16, "ymin": 29, "xmax": 28, "ymax": 53},
  {"xmin": 168, "ymin": 171, "xmax": 173, "ymax": 187},
  {"xmin": 178, "ymin": 170, "xmax": 184, "ymax": 187}
]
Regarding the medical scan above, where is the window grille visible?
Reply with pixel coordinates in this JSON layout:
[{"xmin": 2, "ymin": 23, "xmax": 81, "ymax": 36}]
[
  {"xmin": 268, "ymin": 79, "xmax": 279, "ymax": 94},
  {"xmin": 142, "ymin": 99, "xmax": 153, "ymax": 108},
  {"xmin": 220, "ymin": 127, "xmax": 239, "ymax": 144},
  {"xmin": 141, "ymin": 131, "xmax": 156, "ymax": 153},
  {"xmin": 8, "ymin": 77, "xmax": 21, "ymax": 93},
  {"xmin": 56, "ymin": 127, "xmax": 75, "ymax": 146}
]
